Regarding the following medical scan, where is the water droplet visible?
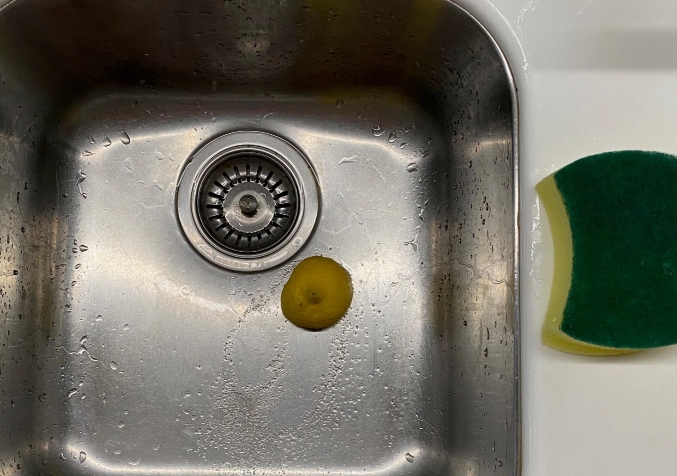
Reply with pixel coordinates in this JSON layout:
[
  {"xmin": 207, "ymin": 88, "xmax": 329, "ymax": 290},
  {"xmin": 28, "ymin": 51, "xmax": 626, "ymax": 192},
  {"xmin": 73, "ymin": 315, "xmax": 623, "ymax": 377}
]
[
  {"xmin": 338, "ymin": 155, "xmax": 356, "ymax": 165},
  {"xmin": 82, "ymin": 149, "xmax": 93, "ymax": 157},
  {"xmin": 127, "ymin": 458, "xmax": 141, "ymax": 466},
  {"xmin": 123, "ymin": 324, "xmax": 129, "ymax": 330},
  {"xmin": 388, "ymin": 132, "xmax": 397, "ymax": 143},
  {"xmin": 153, "ymin": 180, "xmax": 164, "ymax": 190},
  {"xmin": 102, "ymin": 137, "xmax": 112, "ymax": 147},
  {"xmin": 120, "ymin": 131, "xmax": 131, "ymax": 145},
  {"xmin": 67, "ymin": 388, "xmax": 78, "ymax": 398},
  {"xmin": 89, "ymin": 136, "xmax": 96, "ymax": 144},
  {"xmin": 79, "ymin": 245, "xmax": 88, "ymax": 252},
  {"xmin": 152, "ymin": 444, "xmax": 160, "ymax": 451},
  {"xmin": 406, "ymin": 163, "xmax": 418, "ymax": 173},
  {"xmin": 336, "ymin": 99, "xmax": 344, "ymax": 108},
  {"xmin": 405, "ymin": 453, "xmax": 415, "ymax": 463},
  {"xmin": 155, "ymin": 150, "xmax": 165, "ymax": 160},
  {"xmin": 77, "ymin": 170, "xmax": 87, "ymax": 187},
  {"xmin": 113, "ymin": 449, "xmax": 122, "ymax": 455},
  {"xmin": 110, "ymin": 361, "xmax": 118, "ymax": 370},
  {"xmin": 399, "ymin": 142, "xmax": 407, "ymax": 149},
  {"xmin": 95, "ymin": 315, "xmax": 103, "ymax": 321},
  {"xmin": 123, "ymin": 157, "xmax": 133, "ymax": 171},
  {"xmin": 372, "ymin": 125, "xmax": 385, "ymax": 137},
  {"xmin": 117, "ymin": 421, "xmax": 125, "ymax": 428},
  {"xmin": 79, "ymin": 452, "xmax": 87, "ymax": 464}
]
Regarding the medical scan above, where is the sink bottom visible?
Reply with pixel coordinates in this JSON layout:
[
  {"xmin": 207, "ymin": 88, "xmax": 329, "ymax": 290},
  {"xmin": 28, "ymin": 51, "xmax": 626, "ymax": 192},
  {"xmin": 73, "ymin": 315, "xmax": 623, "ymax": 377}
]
[
  {"xmin": 14, "ymin": 89, "xmax": 511, "ymax": 475},
  {"xmin": 49, "ymin": 91, "xmax": 439, "ymax": 468}
]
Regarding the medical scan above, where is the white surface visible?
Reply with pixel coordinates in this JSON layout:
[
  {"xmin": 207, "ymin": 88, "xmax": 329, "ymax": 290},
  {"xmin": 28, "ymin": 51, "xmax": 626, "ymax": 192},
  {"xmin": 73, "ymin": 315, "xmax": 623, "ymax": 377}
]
[{"xmin": 451, "ymin": 1, "xmax": 677, "ymax": 475}]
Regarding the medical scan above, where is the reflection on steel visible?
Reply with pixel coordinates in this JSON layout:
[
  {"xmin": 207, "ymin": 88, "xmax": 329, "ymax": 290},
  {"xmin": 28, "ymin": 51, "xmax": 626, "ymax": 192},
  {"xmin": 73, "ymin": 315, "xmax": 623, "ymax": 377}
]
[{"xmin": 0, "ymin": 0, "xmax": 518, "ymax": 475}]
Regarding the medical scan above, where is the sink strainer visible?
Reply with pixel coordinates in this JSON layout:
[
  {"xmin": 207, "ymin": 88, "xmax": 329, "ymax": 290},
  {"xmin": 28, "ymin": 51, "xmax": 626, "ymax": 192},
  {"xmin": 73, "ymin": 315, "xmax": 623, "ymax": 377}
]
[{"xmin": 177, "ymin": 131, "xmax": 319, "ymax": 271}]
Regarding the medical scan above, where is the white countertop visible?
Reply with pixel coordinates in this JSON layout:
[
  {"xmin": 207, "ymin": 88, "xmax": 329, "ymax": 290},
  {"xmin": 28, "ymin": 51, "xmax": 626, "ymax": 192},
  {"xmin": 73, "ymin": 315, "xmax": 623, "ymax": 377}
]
[{"xmin": 452, "ymin": 0, "xmax": 677, "ymax": 474}]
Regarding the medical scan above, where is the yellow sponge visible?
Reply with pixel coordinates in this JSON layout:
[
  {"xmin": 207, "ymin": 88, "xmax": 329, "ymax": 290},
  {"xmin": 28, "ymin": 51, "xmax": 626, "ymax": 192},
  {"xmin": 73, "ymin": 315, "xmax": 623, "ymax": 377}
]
[{"xmin": 538, "ymin": 151, "xmax": 677, "ymax": 355}]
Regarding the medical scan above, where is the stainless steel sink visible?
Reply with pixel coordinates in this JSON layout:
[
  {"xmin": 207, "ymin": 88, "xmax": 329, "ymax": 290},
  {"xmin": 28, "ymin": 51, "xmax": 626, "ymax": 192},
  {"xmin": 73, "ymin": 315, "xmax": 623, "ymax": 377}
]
[{"xmin": 0, "ymin": 1, "xmax": 518, "ymax": 475}]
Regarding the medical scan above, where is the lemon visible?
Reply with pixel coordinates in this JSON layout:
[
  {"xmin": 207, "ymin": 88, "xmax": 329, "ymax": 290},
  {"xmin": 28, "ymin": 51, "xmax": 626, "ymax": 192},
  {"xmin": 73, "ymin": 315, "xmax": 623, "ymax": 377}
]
[{"xmin": 281, "ymin": 256, "xmax": 353, "ymax": 329}]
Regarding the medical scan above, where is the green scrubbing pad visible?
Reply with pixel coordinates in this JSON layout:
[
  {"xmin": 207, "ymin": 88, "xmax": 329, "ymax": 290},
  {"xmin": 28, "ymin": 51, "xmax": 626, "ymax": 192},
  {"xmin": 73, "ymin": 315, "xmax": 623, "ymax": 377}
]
[{"xmin": 537, "ymin": 150, "xmax": 677, "ymax": 355}]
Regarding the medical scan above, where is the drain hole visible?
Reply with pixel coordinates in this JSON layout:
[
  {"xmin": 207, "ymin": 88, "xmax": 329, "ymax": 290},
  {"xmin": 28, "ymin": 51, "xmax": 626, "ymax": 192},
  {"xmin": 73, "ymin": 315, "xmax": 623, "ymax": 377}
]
[
  {"xmin": 197, "ymin": 152, "xmax": 299, "ymax": 255},
  {"xmin": 177, "ymin": 131, "xmax": 319, "ymax": 272}
]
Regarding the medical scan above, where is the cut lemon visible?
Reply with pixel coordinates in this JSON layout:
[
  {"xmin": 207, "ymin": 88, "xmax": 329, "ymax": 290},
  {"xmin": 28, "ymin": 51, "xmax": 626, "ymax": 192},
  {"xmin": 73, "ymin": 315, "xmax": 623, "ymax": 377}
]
[{"xmin": 281, "ymin": 256, "xmax": 352, "ymax": 329}]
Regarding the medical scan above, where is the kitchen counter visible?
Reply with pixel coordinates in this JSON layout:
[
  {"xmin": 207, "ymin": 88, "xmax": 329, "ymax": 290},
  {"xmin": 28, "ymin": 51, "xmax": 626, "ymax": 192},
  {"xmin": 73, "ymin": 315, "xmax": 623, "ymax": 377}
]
[{"xmin": 458, "ymin": 0, "xmax": 677, "ymax": 474}]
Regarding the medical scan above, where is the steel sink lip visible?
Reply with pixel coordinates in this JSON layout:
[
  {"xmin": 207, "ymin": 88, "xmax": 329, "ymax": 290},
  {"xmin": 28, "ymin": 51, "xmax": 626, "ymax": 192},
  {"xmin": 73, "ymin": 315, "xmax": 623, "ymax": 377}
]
[{"xmin": 450, "ymin": 2, "xmax": 521, "ymax": 473}]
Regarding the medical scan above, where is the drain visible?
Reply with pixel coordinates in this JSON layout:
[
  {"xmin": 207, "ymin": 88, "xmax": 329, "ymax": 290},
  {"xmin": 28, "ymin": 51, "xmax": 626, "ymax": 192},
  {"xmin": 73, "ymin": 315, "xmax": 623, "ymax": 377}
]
[
  {"xmin": 177, "ymin": 131, "xmax": 319, "ymax": 272},
  {"xmin": 197, "ymin": 153, "xmax": 299, "ymax": 254}
]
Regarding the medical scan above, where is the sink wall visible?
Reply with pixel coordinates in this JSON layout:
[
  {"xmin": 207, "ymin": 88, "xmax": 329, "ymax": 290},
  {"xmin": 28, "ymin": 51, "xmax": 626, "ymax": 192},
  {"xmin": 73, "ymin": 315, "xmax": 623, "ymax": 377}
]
[{"xmin": 0, "ymin": 1, "xmax": 517, "ymax": 475}]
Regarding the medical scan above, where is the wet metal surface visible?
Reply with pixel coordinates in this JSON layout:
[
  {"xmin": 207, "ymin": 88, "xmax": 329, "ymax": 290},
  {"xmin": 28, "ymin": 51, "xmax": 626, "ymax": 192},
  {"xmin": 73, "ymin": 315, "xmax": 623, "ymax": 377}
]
[{"xmin": 0, "ymin": 1, "xmax": 518, "ymax": 475}]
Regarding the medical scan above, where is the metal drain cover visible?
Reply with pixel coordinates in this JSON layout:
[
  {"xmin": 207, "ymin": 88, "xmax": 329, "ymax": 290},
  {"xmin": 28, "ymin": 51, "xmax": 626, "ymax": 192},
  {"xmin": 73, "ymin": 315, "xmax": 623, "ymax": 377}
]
[
  {"xmin": 177, "ymin": 131, "xmax": 319, "ymax": 271},
  {"xmin": 197, "ymin": 154, "xmax": 298, "ymax": 254}
]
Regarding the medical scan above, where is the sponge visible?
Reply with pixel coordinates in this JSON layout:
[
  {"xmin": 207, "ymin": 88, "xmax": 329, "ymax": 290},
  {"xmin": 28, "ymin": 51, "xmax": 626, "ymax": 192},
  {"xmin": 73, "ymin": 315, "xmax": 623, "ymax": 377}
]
[{"xmin": 537, "ymin": 150, "xmax": 677, "ymax": 355}]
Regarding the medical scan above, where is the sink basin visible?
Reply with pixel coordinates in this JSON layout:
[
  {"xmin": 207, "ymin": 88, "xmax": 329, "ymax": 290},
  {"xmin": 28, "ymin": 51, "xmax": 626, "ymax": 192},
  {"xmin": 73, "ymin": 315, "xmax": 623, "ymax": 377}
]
[{"xmin": 0, "ymin": 1, "xmax": 518, "ymax": 475}]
